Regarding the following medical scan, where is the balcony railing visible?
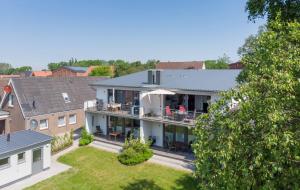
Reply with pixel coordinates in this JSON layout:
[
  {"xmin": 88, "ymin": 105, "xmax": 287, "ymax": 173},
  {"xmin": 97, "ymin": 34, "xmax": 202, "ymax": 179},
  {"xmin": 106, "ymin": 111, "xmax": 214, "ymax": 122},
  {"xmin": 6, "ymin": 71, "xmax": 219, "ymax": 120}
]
[
  {"xmin": 85, "ymin": 100, "xmax": 140, "ymax": 117},
  {"xmin": 143, "ymin": 108, "xmax": 203, "ymax": 126}
]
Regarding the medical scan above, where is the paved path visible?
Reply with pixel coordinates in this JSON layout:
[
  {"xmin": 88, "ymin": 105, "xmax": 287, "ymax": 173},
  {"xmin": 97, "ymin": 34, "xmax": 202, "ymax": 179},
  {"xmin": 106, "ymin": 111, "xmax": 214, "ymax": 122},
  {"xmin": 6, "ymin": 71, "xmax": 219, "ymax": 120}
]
[
  {"xmin": 3, "ymin": 140, "xmax": 79, "ymax": 190},
  {"xmin": 90, "ymin": 141, "xmax": 194, "ymax": 172}
]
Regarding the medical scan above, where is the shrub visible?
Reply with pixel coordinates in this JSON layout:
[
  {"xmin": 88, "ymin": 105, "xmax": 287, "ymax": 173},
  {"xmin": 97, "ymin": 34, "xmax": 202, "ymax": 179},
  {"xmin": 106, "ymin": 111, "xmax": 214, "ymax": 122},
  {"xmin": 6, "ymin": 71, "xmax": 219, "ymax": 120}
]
[
  {"xmin": 51, "ymin": 129, "xmax": 73, "ymax": 154},
  {"xmin": 118, "ymin": 137, "xmax": 153, "ymax": 165},
  {"xmin": 79, "ymin": 128, "xmax": 93, "ymax": 146}
]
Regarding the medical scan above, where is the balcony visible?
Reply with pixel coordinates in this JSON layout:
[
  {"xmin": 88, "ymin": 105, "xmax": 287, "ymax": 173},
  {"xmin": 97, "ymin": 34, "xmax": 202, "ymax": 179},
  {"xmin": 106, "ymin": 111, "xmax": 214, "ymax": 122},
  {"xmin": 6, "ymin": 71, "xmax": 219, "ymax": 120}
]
[
  {"xmin": 85, "ymin": 100, "xmax": 140, "ymax": 119},
  {"xmin": 142, "ymin": 107, "xmax": 203, "ymax": 127}
]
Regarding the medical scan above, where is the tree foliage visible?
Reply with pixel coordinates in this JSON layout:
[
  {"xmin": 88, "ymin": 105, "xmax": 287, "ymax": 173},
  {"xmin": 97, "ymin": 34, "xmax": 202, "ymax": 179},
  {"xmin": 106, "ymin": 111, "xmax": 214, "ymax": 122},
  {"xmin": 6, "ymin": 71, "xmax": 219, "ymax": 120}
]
[
  {"xmin": 48, "ymin": 58, "xmax": 157, "ymax": 77},
  {"xmin": 193, "ymin": 20, "xmax": 300, "ymax": 189},
  {"xmin": 204, "ymin": 54, "xmax": 230, "ymax": 69},
  {"xmin": 89, "ymin": 65, "xmax": 113, "ymax": 77},
  {"xmin": 0, "ymin": 63, "xmax": 32, "ymax": 75},
  {"xmin": 246, "ymin": 0, "xmax": 300, "ymax": 22}
]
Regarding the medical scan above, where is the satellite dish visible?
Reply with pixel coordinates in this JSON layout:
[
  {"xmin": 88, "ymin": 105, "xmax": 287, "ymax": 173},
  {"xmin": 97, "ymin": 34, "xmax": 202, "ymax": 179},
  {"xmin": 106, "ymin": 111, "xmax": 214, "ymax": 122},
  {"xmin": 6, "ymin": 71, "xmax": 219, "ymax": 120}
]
[{"xmin": 30, "ymin": 119, "xmax": 38, "ymax": 130}]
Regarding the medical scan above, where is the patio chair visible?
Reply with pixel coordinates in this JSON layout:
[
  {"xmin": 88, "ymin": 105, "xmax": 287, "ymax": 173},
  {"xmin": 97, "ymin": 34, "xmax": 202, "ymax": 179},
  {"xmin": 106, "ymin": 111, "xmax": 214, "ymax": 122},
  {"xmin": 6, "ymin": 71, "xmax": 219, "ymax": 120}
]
[
  {"xmin": 94, "ymin": 125, "xmax": 103, "ymax": 136},
  {"xmin": 167, "ymin": 141, "xmax": 176, "ymax": 151},
  {"xmin": 165, "ymin": 106, "xmax": 173, "ymax": 119},
  {"xmin": 179, "ymin": 105, "xmax": 186, "ymax": 113},
  {"xmin": 96, "ymin": 99, "xmax": 104, "ymax": 111}
]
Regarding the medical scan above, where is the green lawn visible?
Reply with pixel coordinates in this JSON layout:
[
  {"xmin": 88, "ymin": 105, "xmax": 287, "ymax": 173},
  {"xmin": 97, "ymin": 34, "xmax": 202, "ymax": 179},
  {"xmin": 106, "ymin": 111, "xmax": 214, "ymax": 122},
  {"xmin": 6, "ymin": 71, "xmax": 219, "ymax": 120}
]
[{"xmin": 27, "ymin": 147, "xmax": 198, "ymax": 190}]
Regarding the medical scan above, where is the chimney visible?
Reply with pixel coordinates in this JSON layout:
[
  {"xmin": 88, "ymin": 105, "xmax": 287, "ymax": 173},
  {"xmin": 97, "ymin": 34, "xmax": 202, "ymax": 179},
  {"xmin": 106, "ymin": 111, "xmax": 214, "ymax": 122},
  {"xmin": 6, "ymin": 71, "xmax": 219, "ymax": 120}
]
[
  {"xmin": 7, "ymin": 133, "xmax": 10, "ymax": 142},
  {"xmin": 148, "ymin": 70, "xmax": 153, "ymax": 84},
  {"xmin": 156, "ymin": 70, "xmax": 161, "ymax": 85}
]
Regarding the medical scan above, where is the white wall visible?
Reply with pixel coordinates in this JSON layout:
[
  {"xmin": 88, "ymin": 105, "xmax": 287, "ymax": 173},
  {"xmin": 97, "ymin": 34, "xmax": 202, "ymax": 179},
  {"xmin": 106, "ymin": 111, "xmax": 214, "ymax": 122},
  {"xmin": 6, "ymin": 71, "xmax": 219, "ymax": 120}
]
[
  {"xmin": 85, "ymin": 112, "xmax": 93, "ymax": 134},
  {"xmin": 140, "ymin": 121, "xmax": 163, "ymax": 147},
  {"xmin": 85, "ymin": 113, "xmax": 107, "ymax": 135},
  {"xmin": 43, "ymin": 143, "xmax": 51, "ymax": 169},
  {"xmin": 96, "ymin": 87, "xmax": 108, "ymax": 105},
  {"xmin": 0, "ymin": 149, "xmax": 32, "ymax": 187},
  {"xmin": 0, "ymin": 144, "xmax": 52, "ymax": 187},
  {"xmin": 140, "ymin": 92, "xmax": 162, "ymax": 116}
]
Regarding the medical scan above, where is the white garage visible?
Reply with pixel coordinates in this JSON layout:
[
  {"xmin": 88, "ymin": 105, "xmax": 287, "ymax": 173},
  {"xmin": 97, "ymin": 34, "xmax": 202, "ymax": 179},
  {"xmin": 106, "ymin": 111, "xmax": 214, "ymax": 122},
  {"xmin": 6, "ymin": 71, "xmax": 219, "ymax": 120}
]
[{"xmin": 0, "ymin": 130, "xmax": 52, "ymax": 188}]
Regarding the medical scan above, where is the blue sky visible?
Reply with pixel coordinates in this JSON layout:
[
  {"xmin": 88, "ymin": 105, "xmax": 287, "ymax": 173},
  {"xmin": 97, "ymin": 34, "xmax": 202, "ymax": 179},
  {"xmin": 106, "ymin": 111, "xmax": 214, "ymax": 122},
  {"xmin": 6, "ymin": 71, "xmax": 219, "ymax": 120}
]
[{"xmin": 0, "ymin": 0, "xmax": 265, "ymax": 70}]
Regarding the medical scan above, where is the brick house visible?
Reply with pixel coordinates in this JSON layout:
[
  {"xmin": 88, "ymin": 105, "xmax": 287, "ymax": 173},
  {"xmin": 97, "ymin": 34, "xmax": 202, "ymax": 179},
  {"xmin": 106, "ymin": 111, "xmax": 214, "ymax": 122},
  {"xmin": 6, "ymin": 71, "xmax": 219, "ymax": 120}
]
[
  {"xmin": 229, "ymin": 61, "xmax": 244, "ymax": 69},
  {"xmin": 52, "ymin": 66, "xmax": 97, "ymax": 77},
  {"xmin": 0, "ymin": 77, "xmax": 106, "ymax": 136},
  {"xmin": 155, "ymin": 61, "xmax": 205, "ymax": 70}
]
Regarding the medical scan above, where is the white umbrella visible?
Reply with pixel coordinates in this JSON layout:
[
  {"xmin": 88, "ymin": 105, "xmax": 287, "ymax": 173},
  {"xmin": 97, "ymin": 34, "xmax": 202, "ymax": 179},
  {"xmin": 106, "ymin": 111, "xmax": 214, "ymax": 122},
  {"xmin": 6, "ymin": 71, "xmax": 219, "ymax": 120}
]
[
  {"xmin": 146, "ymin": 89, "xmax": 175, "ymax": 95},
  {"xmin": 146, "ymin": 89, "xmax": 175, "ymax": 113}
]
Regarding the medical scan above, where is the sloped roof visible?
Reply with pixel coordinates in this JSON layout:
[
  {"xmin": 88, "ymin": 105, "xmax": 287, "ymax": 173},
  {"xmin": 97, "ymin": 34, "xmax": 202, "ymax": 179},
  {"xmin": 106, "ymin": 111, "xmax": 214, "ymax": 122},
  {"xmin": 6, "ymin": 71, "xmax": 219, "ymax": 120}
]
[
  {"xmin": 156, "ymin": 61, "xmax": 204, "ymax": 70},
  {"xmin": 11, "ymin": 77, "xmax": 106, "ymax": 117},
  {"xmin": 32, "ymin": 71, "xmax": 52, "ymax": 77},
  {"xmin": 92, "ymin": 69, "xmax": 241, "ymax": 92},
  {"xmin": 63, "ymin": 66, "xmax": 88, "ymax": 73},
  {"xmin": 0, "ymin": 130, "xmax": 52, "ymax": 157}
]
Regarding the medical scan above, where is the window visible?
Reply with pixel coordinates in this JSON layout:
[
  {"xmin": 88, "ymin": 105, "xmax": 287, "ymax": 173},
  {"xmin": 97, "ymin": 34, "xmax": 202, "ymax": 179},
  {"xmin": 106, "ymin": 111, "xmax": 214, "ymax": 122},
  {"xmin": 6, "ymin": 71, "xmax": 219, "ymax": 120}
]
[
  {"xmin": 69, "ymin": 114, "xmax": 77, "ymax": 124},
  {"xmin": 58, "ymin": 116, "xmax": 66, "ymax": 127},
  {"xmin": 18, "ymin": 152, "xmax": 25, "ymax": 163},
  {"xmin": 0, "ymin": 157, "xmax": 10, "ymax": 169},
  {"xmin": 40, "ymin": 119, "xmax": 48, "ymax": 130},
  {"xmin": 8, "ymin": 94, "xmax": 14, "ymax": 107},
  {"xmin": 62, "ymin": 93, "xmax": 70, "ymax": 103}
]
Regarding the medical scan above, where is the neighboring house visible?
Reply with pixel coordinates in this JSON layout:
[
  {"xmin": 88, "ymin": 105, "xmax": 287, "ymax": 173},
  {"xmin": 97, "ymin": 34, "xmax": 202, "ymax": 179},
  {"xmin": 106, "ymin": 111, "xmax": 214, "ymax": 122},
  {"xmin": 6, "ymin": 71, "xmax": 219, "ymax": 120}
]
[
  {"xmin": 0, "ymin": 130, "xmax": 52, "ymax": 188},
  {"xmin": 229, "ymin": 61, "xmax": 244, "ymax": 69},
  {"xmin": 52, "ymin": 66, "xmax": 97, "ymax": 77},
  {"xmin": 0, "ymin": 110, "xmax": 9, "ymax": 135},
  {"xmin": 85, "ymin": 69, "xmax": 240, "ymax": 151},
  {"xmin": 32, "ymin": 71, "xmax": 52, "ymax": 77},
  {"xmin": 0, "ymin": 77, "xmax": 106, "ymax": 136},
  {"xmin": 0, "ymin": 75, "xmax": 20, "ymax": 79},
  {"xmin": 155, "ymin": 61, "xmax": 205, "ymax": 70}
]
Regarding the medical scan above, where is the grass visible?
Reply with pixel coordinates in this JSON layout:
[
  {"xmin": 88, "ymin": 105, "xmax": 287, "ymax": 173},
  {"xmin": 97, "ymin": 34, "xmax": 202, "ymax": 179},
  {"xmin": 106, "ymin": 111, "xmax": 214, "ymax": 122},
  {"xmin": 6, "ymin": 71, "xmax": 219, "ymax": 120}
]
[{"xmin": 26, "ymin": 146, "xmax": 198, "ymax": 190}]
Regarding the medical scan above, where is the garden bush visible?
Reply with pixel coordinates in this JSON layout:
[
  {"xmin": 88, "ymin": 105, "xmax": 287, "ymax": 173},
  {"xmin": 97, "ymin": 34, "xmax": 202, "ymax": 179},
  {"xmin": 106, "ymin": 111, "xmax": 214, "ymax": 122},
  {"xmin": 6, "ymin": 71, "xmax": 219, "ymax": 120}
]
[
  {"xmin": 79, "ymin": 128, "xmax": 94, "ymax": 146},
  {"xmin": 118, "ymin": 137, "xmax": 153, "ymax": 165},
  {"xmin": 51, "ymin": 129, "xmax": 73, "ymax": 154}
]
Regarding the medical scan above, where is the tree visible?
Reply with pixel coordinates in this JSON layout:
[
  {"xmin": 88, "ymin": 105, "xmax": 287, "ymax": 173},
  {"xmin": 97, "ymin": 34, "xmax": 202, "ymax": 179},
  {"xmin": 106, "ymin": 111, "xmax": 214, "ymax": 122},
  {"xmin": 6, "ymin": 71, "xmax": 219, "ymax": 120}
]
[
  {"xmin": 246, "ymin": 0, "xmax": 300, "ymax": 22},
  {"xmin": 193, "ymin": 20, "xmax": 300, "ymax": 189},
  {"xmin": 204, "ymin": 54, "xmax": 230, "ymax": 69},
  {"xmin": 0, "ymin": 63, "xmax": 12, "ymax": 74},
  {"xmin": 89, "ymin": 66, "xmax": 113, "ymax": 77},
  {"xmin": 238, "ymin": 25, "xmax": 266, "ymax": 56}
]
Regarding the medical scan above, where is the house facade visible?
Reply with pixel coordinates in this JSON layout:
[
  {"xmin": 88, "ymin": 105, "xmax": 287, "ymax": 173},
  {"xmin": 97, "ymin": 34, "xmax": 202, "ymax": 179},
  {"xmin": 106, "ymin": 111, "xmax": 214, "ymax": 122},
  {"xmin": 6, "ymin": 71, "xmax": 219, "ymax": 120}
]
[
  {"xmin": 52, "ymin": 66, "xmax": 97, "ymax": 77},
  {"xmin": 0, "ymin": 77, "xmax": 106, "ymax": 136},
  {"xmin": 85, "ymin": 69, "xmax": 240, "ymax": 151},
  {"xmin": 0, "ymin": 130, "xmax": 52, "ymax": 188}
]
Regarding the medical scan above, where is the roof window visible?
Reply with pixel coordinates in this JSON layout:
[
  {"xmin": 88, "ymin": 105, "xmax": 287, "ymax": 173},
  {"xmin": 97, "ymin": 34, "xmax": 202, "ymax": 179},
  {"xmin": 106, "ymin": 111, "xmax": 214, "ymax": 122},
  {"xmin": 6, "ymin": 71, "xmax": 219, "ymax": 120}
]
[{"xmin": 62, "ymin": 93, "xmax": 70, "ymax": 103}]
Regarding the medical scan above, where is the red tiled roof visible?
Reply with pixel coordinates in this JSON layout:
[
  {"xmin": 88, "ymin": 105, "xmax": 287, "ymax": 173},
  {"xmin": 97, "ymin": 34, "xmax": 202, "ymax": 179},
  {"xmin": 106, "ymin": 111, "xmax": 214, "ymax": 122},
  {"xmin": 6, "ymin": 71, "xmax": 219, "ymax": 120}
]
[
  {"xmin": 156, "ymin": 61, "xmax": 204, "ymax": 70},
  {"xmin": 32, "ymin": 71, "xmax": 52, "ymax": 77}
]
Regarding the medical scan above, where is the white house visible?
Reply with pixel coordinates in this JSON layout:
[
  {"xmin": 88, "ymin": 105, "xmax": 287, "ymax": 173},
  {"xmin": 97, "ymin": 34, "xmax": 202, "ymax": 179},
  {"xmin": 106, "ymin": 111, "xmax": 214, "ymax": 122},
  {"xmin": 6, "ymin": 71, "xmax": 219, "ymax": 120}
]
[
  {"xmin": 0, "ymin": 130, "xmax": 52, "ymax": 188},
  {"xmin": 85, "ymin": 69, "xmax": 240, "ymax": 152}
]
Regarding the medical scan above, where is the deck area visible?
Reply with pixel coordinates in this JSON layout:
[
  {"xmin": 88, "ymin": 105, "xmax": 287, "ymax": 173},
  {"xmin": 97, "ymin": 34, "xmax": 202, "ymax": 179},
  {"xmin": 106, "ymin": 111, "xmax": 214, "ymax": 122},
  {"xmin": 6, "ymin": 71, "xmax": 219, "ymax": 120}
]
[{"xmin": 93, "ymin": 136, "xmax": 194, "ymax": 162}]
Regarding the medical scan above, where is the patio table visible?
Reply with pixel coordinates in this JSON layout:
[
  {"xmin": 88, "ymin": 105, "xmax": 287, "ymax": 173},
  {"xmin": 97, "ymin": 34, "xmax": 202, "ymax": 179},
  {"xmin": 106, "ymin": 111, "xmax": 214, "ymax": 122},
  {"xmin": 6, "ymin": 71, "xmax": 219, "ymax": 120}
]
[{"xmin": 109, "ymin": 132, "xmax": 121, "ymax": 141}]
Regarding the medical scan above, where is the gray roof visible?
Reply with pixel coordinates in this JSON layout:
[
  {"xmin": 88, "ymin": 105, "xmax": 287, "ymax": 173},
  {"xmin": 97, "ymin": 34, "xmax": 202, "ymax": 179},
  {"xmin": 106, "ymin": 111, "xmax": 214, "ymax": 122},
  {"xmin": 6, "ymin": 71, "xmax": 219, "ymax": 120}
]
[
  {"xmin": 0, "ymin": 130, "xmax": 52, "ymax": 157},
  {"xmin": 63, "ymin": 66, "xmax": 88, "ymax": 73},
  {"xmin": 92, "ymin": 69, "xmax": 241, "ymax": 92},
  {"xmin": 12, "ymin": 77, "xmax": 107, "ymax": 117}
]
